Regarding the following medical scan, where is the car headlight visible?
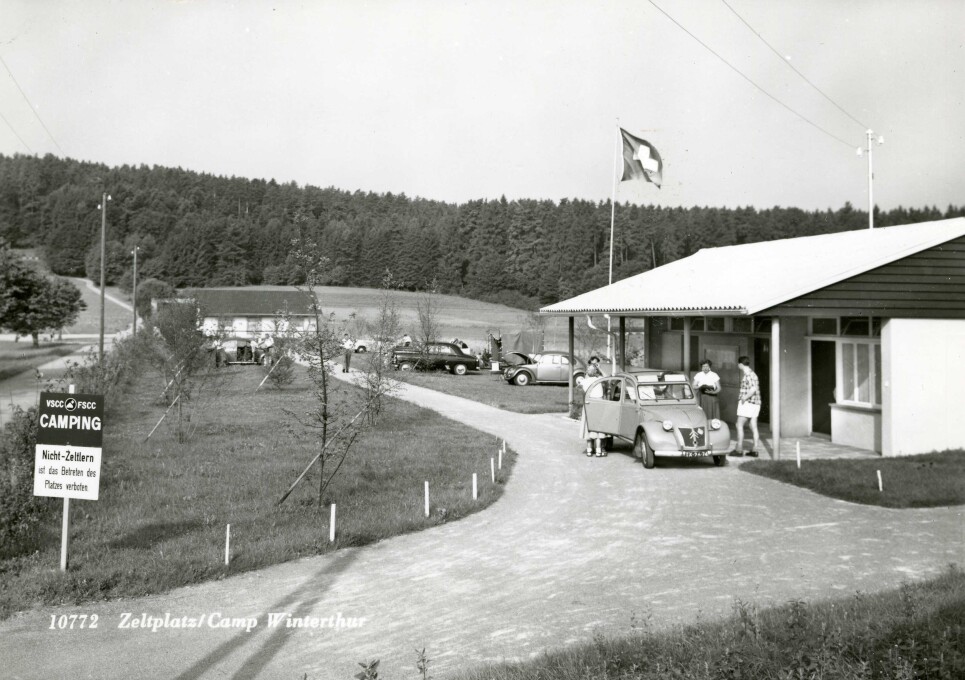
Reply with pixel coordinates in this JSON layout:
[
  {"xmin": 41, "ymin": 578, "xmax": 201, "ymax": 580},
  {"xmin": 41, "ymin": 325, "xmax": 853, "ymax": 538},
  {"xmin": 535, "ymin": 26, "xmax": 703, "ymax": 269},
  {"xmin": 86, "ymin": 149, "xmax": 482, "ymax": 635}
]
[
  {"xmin": 710, "ymin": 419, "xmax": 721, "ymax": 430},
  {"xmin": 662, "ymin": 420, "xmax": 673, "ymax": 431}
]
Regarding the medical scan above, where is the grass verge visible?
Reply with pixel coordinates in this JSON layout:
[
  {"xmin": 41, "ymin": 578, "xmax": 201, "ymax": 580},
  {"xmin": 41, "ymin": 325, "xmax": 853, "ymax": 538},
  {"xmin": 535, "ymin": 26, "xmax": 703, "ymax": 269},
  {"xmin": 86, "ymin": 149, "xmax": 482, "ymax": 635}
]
[
  {"xmin": 742, "ymin": 450, "xmax": 965, "ymax": 508},
  {"xmin": 0, "ymin": 341, "xmax": 82, "ymax": 382},
  {"xmin": 0, "ymin": 363, "xmax": 515, "ymax": 619},
  {"xmin": 454, "ymin": 566, "xmax": 965, "ymax": 680},
  {"xmin": 348, "ymin": 353, "xmax": 574, "ymax": 414}
]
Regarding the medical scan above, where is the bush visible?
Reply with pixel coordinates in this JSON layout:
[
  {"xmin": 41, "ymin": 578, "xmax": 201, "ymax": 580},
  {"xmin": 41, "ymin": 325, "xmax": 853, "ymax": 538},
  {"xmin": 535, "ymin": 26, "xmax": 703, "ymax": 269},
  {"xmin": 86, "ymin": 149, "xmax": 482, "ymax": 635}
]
[{"xmin": 0, "ymin": 406, "xmax": 53, "ymax": 555}]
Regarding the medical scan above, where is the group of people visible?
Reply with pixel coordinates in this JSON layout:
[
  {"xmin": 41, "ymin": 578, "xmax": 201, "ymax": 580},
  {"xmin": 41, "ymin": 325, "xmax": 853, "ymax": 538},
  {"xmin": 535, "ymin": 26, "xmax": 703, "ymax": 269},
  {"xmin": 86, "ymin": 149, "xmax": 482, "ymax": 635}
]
[{"xmin": 692, "ymin": 357, "xmax": 761, "ymax": 457}]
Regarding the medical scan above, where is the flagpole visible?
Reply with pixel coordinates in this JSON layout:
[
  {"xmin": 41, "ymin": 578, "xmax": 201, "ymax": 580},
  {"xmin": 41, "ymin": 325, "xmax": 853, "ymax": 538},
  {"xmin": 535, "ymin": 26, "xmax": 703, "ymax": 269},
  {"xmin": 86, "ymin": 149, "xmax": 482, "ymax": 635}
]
[{"xmin": 607, "ymin": 123, "xmax": 620, "ymax": 369}]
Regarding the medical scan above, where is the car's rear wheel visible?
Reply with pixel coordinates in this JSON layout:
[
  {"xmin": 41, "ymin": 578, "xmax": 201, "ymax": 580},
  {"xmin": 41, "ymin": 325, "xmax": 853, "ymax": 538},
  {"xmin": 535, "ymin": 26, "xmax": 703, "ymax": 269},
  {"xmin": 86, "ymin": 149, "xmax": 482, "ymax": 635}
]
[
  {"xmin": 398, "ymin": 361, "xmax": 414, "ymax": 371},
  {"xmin": 452, "ymin": 363, "xmax": 468, "ymax": 376},
  {"xmin": 513, "ymin": 372, "xmax": 531, "ymax": 386},
  {"xmin": 713, "ymin": 454, "xmax": 726, "ymax": 467},
  {"xmin": 573, "ymin": 371, "xmax": 585, "ymax": 383},
  {"xmin": 355, "ymin": 345, "xmax": 367, "ymax": 353}
]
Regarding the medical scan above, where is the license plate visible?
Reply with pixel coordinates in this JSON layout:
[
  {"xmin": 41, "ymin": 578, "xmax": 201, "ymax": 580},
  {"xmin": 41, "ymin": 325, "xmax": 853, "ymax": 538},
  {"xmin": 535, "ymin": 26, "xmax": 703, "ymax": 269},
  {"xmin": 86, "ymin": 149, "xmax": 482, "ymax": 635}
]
[{"xmin": 681, "ymin": 450, "xmax": 705, "ymax": 458}]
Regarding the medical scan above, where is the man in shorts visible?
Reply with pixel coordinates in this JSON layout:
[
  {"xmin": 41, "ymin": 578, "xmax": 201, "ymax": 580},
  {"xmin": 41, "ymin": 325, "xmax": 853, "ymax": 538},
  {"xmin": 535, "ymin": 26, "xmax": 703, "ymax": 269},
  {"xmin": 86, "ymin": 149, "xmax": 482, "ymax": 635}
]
[{"xmin": 730, "ymin": 355, "xmax": 761, "ymax": 457}]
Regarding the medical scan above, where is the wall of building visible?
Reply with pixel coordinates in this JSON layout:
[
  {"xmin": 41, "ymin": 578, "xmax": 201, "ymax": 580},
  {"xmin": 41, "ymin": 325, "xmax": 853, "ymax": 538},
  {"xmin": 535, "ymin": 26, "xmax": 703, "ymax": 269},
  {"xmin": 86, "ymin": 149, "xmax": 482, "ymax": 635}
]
[{"xmin": 882, "ymin": 318, "xmax": 965, "ymax": 456}]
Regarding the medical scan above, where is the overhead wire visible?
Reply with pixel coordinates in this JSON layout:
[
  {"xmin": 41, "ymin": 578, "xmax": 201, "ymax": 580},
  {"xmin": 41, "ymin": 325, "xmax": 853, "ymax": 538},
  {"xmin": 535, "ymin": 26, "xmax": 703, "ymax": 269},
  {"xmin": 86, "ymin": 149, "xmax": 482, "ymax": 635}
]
[
  {"xmin": 646, "ymin": 0, "xmax": 856, "ymax": 149},
  {"xmin": 0, "ymin": 53, "xmax": 65, "ymax": 155},
  {"xmin": 720, "ymin": 0, "xmax": 870, "ymax": 131},
  {"xmin": 0, "ymin": 108, "xmax": 32, "ymax": 153}
]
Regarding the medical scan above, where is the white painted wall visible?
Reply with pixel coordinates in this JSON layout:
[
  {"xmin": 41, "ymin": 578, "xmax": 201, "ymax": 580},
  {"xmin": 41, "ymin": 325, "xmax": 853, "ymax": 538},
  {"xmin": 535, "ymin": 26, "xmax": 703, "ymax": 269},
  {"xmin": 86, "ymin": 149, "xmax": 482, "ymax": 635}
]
[{"xmin": 882, "ymin": 318, "xmax": 965, "ymax": 456}]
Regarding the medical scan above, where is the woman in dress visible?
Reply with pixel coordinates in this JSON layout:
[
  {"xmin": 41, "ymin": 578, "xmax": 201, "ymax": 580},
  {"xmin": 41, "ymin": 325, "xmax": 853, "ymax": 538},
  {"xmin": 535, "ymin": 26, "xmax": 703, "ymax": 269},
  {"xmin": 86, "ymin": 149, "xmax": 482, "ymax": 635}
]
[{"xmin": 693, "ymin": 359, "xmax": 721, "ymax": 419}]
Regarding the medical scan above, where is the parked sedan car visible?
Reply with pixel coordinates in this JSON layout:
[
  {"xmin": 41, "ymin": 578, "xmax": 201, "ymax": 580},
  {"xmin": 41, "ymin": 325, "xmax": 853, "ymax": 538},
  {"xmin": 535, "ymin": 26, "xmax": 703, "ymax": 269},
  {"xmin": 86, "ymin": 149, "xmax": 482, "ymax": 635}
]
[
  {"xmin": 503, "ymin": 351, "xmax": 585, "ymax": 386},
  {"xmin": 582, "ymin": 370, "xmax": 731, "ymax": 468},
  {"xmin": 391, "ymin": 342, "xmax": 480, "ymax": 375}
]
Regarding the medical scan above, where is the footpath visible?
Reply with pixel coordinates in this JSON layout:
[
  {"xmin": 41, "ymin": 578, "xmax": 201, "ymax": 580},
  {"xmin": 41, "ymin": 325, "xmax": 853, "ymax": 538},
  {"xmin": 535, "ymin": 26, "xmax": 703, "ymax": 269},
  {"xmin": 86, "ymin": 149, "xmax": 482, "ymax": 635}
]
[{"xmin": 0, "ymin": 372, "xmax": 961, "ymax": 680}]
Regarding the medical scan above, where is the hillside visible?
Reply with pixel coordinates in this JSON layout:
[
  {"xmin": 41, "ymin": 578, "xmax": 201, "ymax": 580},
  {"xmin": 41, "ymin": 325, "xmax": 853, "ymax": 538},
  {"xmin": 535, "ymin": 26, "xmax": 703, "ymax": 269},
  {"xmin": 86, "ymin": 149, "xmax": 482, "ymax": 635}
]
[{"xmin": 2, "ymin": 153, "xmax": 962, "ymax": 311}]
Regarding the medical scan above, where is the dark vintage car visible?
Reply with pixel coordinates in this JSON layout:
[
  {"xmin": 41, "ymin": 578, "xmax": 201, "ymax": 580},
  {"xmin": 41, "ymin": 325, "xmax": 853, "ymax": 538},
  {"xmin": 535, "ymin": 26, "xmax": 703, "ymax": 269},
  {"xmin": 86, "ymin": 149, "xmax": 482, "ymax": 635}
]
[
  {"xmin": 391, "ymin": 342, "xmax": 480, "ymax": 375},
  {"xmin": 582, "ymin": 369, "xmax": 731, "ymax": 468},
  {"xmin": 503, "ymin": 351, "xmax": 586, "ymax": 386}
]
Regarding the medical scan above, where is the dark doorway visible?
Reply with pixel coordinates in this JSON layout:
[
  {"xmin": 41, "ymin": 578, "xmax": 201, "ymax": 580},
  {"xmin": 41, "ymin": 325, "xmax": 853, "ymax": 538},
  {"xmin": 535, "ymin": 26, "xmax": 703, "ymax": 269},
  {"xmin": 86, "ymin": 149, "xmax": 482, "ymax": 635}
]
[
  {"xmin": 753, "ymin": 338, "xmax": 770, "ymax": 423},
  {"xmin": 810, "ymin": 341, "xmax": 835, "ymax": 435}
]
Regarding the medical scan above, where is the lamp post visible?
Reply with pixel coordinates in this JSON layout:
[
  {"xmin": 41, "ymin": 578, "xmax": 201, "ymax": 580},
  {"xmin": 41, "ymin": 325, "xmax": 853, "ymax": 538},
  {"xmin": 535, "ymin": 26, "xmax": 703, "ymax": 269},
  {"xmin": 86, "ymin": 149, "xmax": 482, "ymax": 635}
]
[
  {"xmin": 856, "ymin": 130, "xmax": 884, "ymax": 229},
  {"xmin": 96, "ymin": 193, "xmax": 111, "ymax": 365},
  {"xmin": 131, "ymin": 245, "xmax": 140, "ymax": 335}
]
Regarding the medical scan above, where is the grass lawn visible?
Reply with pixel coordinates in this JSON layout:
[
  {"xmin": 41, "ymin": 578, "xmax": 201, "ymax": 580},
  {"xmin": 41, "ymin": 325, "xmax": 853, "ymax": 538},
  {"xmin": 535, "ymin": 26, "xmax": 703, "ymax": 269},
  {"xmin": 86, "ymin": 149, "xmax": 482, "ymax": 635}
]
[
  {"xmin": 0, "ymin": 341, "xmax": 83, "ymax": 381},
  {"xmin": 0, "ymin": 363, "xmax": 515, "ymax": 619},
  {"xmin": 348, "ymin": 353, "xmax": 575, "ymax": 414},
  {"xmin": 452, "ymin": 566, "xmax": 965, "ymax": 680},
  {"xmin": 60, "ymin": 277, "xmax": 132, "ymax": 336},
  {"xmin": 742, "ymin": 450, "xmax": 965, "ymax": 508}
]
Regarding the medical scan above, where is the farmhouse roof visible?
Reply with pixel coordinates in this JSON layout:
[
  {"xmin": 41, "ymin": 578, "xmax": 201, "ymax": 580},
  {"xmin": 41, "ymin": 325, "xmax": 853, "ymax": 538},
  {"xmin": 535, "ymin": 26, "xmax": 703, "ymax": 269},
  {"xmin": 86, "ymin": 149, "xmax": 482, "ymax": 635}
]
[
  {"xmin": 541, "ymin": 217, "xmax": 965, "ymax": 316},
  {"xmin": 184, "ymin": 288, "xmax": 315, "ymax": 317}
]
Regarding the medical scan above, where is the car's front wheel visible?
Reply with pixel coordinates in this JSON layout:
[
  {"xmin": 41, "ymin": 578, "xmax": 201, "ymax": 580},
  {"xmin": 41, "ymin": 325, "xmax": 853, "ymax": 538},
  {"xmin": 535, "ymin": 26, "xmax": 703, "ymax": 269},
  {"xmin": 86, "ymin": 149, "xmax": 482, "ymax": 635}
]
[
  {"xmin": 398, "ymin": 361, "xmax": 414, "ymax": 371},
  {"xmin": 451, "ymin": 363, "xmax": 468, "ymax": 376},
  {"xmin": 713, "ymin": 454, "xmax": 726, "ymax": 467},
  {"xmin": 355, "ymin": 345, "xmax": 367, "ymax": 353},
  {"xmin": 513, "ymin": 372, "xmax": 531, "ymax": 386},
  {"xmin": 634, "ymin": 431, "xmax": 655, "ymax": 469}
]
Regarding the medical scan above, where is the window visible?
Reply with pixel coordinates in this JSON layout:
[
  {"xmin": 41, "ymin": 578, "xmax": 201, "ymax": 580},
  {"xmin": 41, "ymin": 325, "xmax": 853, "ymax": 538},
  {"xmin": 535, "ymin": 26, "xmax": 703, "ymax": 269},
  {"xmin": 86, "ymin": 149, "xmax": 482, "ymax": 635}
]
[
  {"xmin": 812, "ymin": 318, "xmax": 837, "ymax": 335},
  {"xmin": 841, "ymin": 316, "xmax": 870, "ymax": 336},
  {"xmin": 839, "ymin": 340, "xmax": 881, "ymax": 407},
  {"xmin": 690, "ymin": 318, "xmax": 705, "ymax": 331},
  {"xmin": 705, "ymin": 317, "xmax": 725, "ymax": 332},
  {"xmin": 670, "ymin": 318, "xmax": 685, "ymax": 331},
  {"xmin": 731, "ymin": 317, "xmax": 752, "ymax": 333},
  {"xmin": 754, "ymin": 317, "xmax": 772, "ymax": 333}
]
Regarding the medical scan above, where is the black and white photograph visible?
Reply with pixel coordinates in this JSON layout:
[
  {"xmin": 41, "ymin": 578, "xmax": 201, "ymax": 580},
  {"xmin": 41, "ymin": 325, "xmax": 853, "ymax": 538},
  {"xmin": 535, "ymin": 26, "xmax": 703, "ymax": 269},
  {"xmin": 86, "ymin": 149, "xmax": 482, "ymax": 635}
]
[{"xmin": 1, "ymin": 1, "xmax": 963, "ymax": 678}]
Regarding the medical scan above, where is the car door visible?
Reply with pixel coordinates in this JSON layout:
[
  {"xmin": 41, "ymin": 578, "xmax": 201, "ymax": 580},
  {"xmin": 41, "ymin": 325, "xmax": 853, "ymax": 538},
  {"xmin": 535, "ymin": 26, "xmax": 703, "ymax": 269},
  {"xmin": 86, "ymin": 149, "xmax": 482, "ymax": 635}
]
[
  {"xmin": 618, "ymin": 377, "xmax": 639, "ymax": 440},
  {"xmin": 535, "ymin": 355, "xmax": 556, "ymax": 382},
  {"xmin": 583, "ymin": 377, "xmax": 625, "ymax": 436}
]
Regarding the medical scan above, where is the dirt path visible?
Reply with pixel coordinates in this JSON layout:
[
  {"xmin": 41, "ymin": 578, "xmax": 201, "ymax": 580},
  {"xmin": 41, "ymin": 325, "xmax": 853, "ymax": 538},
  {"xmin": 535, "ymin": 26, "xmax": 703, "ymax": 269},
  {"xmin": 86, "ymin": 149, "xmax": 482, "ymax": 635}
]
[{"xmin": 1, "ymin": 375, "xmax": 961, "ymax": 680}]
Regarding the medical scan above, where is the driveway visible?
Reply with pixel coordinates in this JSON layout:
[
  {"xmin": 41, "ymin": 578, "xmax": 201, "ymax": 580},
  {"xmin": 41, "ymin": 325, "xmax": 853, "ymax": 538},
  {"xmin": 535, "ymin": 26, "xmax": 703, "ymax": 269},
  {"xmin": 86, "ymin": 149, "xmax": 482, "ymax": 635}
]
[{"xmin": 0, "ymin": 375, "xmax": 961, "ymax": 679}]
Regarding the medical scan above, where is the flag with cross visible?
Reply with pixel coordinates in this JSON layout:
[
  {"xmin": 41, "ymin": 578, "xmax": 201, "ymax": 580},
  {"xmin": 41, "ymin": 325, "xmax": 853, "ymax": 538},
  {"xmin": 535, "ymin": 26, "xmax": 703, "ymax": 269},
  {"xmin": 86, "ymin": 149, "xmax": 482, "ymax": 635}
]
[{"xmin": 620, "ymin": 128, "xmax": 662, "ymax": 188}]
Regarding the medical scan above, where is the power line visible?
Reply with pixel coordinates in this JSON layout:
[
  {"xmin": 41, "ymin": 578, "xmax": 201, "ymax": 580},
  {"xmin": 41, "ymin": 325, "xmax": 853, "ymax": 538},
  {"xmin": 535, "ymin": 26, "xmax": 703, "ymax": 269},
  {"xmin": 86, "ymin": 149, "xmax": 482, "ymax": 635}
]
[
  {"xmin": 0, "ymin": 53, "xmax": 66, "ymax": 155},
  {"xmin": 0, "ymin": 108, "xmax": 32, "ymax": 153},
  {"xmin": 720, "ymin": 0, "xmax": 870, "ymax": 130},
  {"xmin": 646, "ymin": 0, "xmax": 855, "ymax": 149}
]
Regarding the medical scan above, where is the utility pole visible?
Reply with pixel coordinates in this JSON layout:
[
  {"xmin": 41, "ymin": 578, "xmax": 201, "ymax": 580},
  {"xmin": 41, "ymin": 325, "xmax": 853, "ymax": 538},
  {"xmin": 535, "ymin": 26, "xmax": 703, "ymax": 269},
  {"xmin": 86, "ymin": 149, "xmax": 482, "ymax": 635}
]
[
  {"xmin": 131, "ymin": 245, "xmax": 140, "ymax": 335},
  {"xmin": 97, "ymin": 193, "xmax": 111, "ymax": 364},
  {"xmin": 857, "ymin": 130, "xmax": 884, "ymax": 229}
]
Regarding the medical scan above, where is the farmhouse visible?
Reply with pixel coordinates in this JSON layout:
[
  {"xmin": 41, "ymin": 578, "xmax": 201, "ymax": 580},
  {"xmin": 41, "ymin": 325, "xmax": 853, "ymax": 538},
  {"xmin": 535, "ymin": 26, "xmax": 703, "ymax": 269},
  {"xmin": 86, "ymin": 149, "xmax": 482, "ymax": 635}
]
[
  {"xmin": 183, "ymin": 288, "xmax": 317, "ymax": 338},
  {"xmin": 542, "ymin": 218, "xmax": 965, "ymax": 457}
]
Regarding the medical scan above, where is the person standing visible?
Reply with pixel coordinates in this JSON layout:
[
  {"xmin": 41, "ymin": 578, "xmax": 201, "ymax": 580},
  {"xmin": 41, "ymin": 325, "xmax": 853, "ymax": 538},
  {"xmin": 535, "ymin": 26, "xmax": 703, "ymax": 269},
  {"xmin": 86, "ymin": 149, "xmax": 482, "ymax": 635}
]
[
  {"xmin": 693, "ymin": 359, "xmax": 721, "ymax": 419},
  {"xmin": 342, "ymin": 332, "xmax": 354, "ymax": 373},
  {"xmin": 730, "ymin": 355, "xmax": 761, "ymax": 457}
]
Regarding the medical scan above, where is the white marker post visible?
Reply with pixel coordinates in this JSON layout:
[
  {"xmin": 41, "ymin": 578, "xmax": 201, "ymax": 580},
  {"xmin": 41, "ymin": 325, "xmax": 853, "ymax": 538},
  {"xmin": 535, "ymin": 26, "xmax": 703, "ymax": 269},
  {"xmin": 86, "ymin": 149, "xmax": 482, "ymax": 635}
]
[
  {"xmin": 498, "ymin": 446, "xmax": 503, "ymax": 470},
  {"xmin": 472, "ymin": 473, "xmax": 478, "ymax": 500},
  {"xmin": 225, "ymin": 524, "xmax": 231, "ymax": 566},
  {"xmin": 424, "ymin": 481, "xmax": 429, "ymax": 518},
  {"xmin": 796, "ymin": 441, "xmax": 801, "ymax": 469},
  {"xmin": 877, "ymin": 470, "xmax": 883, "ymax": 492},
  {"xmin": 491, "ymin": 457, "xmax": 495, "ymax": 483},
  {"xmin": 330, "ymin": 504, "xmax": 336, "ymax": 542}
]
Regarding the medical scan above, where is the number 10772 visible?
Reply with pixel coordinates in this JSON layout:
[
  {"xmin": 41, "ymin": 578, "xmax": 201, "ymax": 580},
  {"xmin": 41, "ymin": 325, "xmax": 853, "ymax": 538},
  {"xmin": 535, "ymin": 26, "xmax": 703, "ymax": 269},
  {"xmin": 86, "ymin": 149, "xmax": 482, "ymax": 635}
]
[{"xmin": 49, "ymin": 614, "xmax": 98, "ymax": 629}]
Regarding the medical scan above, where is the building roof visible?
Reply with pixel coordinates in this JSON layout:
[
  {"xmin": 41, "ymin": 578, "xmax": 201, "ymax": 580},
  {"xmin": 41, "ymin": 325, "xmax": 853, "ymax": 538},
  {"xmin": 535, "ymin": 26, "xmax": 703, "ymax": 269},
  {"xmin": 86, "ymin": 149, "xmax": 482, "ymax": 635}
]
[
  {"xmin": 184, "ymin": 288, "xmax": 316, "ymax": 316},
  {"xmin": 541, "ymin": 218, "xmax": 965, "ymax": 316}
]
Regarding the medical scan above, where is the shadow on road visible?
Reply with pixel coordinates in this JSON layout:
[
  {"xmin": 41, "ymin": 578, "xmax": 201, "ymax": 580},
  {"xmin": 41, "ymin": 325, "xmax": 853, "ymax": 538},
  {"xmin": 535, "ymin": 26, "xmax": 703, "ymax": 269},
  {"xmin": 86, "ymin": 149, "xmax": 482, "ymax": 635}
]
[{"xmin": 173, "ymin": 548, "xmax": 358, "ymax": 680}]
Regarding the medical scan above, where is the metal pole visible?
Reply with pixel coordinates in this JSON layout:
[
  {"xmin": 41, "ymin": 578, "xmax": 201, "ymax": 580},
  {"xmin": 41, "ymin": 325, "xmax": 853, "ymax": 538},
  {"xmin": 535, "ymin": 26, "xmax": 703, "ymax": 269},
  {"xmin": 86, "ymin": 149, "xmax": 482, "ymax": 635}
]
[
  {"xmin": 866, "ymin": 129, "xmax": 874, "ymax": 229},
  {"xmin": 99, "ymin": 193, "xmax": 107, "ymax": 364},
  {"xmin": 132, "ymin": 246, "xmax": 138, "ymax": 335},
  {"xmin": 607, "ymin": 123, "xmax": 620, "ymax": 362}
]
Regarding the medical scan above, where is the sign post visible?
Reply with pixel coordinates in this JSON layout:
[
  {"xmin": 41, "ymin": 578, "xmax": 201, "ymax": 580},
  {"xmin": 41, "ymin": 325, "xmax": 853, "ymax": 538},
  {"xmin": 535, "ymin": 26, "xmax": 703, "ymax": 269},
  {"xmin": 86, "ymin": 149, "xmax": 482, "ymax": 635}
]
[{"xmin": 33, "ymin": 390, "xmax": 104, "ymax": 571}]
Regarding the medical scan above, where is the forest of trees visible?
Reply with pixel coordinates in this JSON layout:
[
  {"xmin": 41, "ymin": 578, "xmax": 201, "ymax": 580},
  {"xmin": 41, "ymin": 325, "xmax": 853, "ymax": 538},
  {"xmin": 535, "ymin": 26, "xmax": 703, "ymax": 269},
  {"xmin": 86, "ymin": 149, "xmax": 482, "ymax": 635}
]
[{"xmin": 2, "ymin": 153, "xmax": 962, "ymax": 309}]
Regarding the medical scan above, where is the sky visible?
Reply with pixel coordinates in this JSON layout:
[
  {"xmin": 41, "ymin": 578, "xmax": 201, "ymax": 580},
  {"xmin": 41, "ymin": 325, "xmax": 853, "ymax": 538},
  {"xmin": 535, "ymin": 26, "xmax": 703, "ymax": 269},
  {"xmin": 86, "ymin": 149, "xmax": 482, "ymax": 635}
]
[{"xmin": 1, "ymin": 0, "xmax": 963, "ymax": 212}]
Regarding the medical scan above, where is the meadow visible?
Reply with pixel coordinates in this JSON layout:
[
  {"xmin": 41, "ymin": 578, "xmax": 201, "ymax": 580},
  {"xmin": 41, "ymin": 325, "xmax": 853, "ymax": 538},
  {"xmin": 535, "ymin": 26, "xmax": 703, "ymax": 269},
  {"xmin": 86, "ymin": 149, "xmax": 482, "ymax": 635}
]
[{"xmin": 0, "ymin": 363, "xmax": 515, "ymax": 619}]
